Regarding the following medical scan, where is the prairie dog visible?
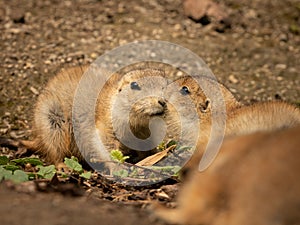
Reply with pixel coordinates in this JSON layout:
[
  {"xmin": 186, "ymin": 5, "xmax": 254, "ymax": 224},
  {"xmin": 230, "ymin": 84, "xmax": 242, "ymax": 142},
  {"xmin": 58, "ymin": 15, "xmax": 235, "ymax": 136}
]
[
  {"xmin": 95, "ymin": 68, "xmax": 180, "ymax": 163},
  {"xmin": 172, "ymin": 76, "xmax": 300, "ymax": 172},
  {"xmin": 33, "ymin": 65, "xmax": 180, "ymax": 164},
  {"xmin": 173, "ymin": 77, "xmax": 300, "ymax": 137},
  {"xmin": 155, "ymin": 125, "xmax": 300, "ymax": 225},
  {"xmin": 169, "ymin": 76, "xmax": 242, "ymax": 167}
]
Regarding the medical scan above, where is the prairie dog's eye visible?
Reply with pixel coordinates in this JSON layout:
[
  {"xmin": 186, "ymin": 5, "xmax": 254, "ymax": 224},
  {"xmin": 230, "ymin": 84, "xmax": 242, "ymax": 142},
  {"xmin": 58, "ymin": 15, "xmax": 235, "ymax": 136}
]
[
  {"xmin": 180, "ymin": 86, "xmax": 190, "ymax": 95},
  {"xmin": 130, "ymin": 82, "xmax": 141, "ymax": 90}
]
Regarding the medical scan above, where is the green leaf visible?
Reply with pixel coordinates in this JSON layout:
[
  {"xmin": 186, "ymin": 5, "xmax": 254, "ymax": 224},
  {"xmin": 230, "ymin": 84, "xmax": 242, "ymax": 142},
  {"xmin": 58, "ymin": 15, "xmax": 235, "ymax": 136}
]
[
  {"xmin": 79, "ymin": 171, "xmax": 92, "ymax": 179},
  {"xmin": 37, "ymin": 165, "xmax": 56, "ymax": 179},
  {"xmin": 0, "ymin": 156, "xmax": 9, "ymax": 165},
  {"xmin": 166, "ymin": 140, "xmax": 177, "ymax": 148},
  {"xmin": 0, "ymin": 168, "xmax": 29, "ymax": 183},
  {"xmin": 12, "ymin": 157, "xmax": 43, "ymax": 166},
  {"xmin": 110, "ymin": 149, "xmax": 130, "ymax": 163},
  {"xmin": 3, "ymin": 164, "xmax": 20, "ymax": 172},
  {"xmin": 10, "ymin": 170, "xmax": 29, "ymax": 183},
  {"xmin": 64, "ymin": 156, "xmax": 83, "ymax": 173},
  {"xmin": 0, "ymin": 166, "xmax": 13, "ymax": 180}
]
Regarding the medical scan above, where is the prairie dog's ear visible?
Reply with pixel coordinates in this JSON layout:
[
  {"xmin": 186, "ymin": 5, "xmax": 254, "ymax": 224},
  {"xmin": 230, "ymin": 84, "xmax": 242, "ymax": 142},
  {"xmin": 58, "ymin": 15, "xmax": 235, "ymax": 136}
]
[
  {"xmin": 117, "ymin": 76, "xmax": 130, "ymax": 92},
  {"xmin": 199, "ymin": 98, "xmax": 211, "ymax": 113}
]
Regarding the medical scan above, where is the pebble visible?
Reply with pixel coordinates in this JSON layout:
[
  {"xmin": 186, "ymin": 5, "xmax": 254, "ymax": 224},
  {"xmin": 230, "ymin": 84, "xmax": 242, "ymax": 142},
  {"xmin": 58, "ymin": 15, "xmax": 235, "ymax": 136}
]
[
  {"xmin": 30, "ymin": 86, "xmax": 39, "ymax": 95},
  {"xmin": 275, "ymin": 64, "xmax": 287, "ymax": 70},
  {"xmin": 24, "ymin": 62, "xmax": 34, "ymax": 69},
  {"xmin": 228, "ymin": 74, "xmax": 238, "ymax": 84},
  {"xmin": 44, "ymin": 60, "xmax": 51, "ymax": 65},
  {"xmin": 123, "ymin": 17, "xmax": 135, "ymax": 24},
  {"xmin": 276, "ymin": 76, "xmax": 283, "ymax": 81},
  {"xmin": 90, "ymin": 53, "xmax": 98, "ymax": 59},
  {"xmin": 174, "ymin": 24, "xmax": 181, "ymax": 31}
]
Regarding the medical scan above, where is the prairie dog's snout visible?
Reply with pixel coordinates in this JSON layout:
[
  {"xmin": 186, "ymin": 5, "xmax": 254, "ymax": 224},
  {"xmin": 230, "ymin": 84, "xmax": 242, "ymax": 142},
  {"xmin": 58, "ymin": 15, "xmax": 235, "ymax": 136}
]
[
  {"xmin": 158, "ymin": 97, "xmax": 166, "ymax": 107},
  {"xmin": 130, "ymin": 96, "xmax": 167, "ymax": 117}
]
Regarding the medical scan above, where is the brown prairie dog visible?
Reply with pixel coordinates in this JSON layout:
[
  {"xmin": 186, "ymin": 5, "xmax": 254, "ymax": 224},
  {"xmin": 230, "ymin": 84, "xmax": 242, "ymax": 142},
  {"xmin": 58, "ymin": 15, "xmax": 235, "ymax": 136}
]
[
  {"xmin": 33, "ymin": 65, "xmax": 183, "ymax": 164},
  {"xmin": 95, "ymin": 68, "xmax": 181, "ymax": 163},
  {"xmin": 169, "ymin": 76, "xmax": 242, "ymax": 150},
  {"xmin": 172, "ymin": 76, "xmax": 300, "ymax": 172},
  {"xmin": 155, "ymin": 125, "xmax": 300, "ymax": 225},
  {"xmin": 173, "ymin": 76, "xmax": 300, "ymax": 137}
]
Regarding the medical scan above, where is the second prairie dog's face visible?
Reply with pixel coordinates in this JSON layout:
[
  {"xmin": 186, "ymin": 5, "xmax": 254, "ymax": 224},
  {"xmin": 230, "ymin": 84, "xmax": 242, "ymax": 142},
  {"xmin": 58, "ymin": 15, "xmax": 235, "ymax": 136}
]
[{"xmin": 167, "ymin": 77, "xmax": 211, "ymax": 115}]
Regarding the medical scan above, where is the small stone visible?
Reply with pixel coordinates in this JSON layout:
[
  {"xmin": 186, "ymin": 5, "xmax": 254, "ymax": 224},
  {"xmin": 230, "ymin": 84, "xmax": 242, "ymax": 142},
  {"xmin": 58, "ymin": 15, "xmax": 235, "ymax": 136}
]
[
  {"xmin": 276, "ymin": 76, "xmax": 283, "ymax": 81},
  {"xmin": 279, "ymin": 33, "xmax": 288, "ymax": 42},
  {"xmin": 244, "ymin": 9, "xmax": 257, "ymax": 19},
  {"xmin": 11, "ymin": 9, "xmax": 26, "ymax": 24},
  {"xmin": 24, "ymin": 62, "xmax": 34, "ymax": 69},
  {"xmin": 183, "ymin": 0, "xmax": 229, "ymax": 24},
  {"xmin": 44, "ymin": 60, "xmax": 51, "ymax": 65},
  {"xmin": 9, "ymin": 28, "xmax": 22, "ymax": 34},
  {"xmin": 228, "ymin": 74, "xmax": 238, "ymax": 84},
  {"xmin": 90, "ymin": 52, "xmax": 98, "ymax": 59},
  {"xmin": 174, "ymin": 24, "xmax": 181, "ymax": 31},
  {"xmin": 30, "ymin": 86, "xmax": 39, "ymax": 95},
  {"xmin": 123, "ymin": 17, "xmax": 135, "ymax": 24},
  {"xmin": 275, "ymin": 64, "xmax": 287, "ymax": 70}
]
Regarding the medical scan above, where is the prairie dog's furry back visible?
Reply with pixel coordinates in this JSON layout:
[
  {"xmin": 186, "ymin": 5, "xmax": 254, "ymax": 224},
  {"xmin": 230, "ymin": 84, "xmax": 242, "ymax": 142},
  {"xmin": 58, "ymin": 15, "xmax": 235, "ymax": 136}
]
[
  {"xmin": 33, "ymin": 65, "xmax": 89, "ymax": 163},
  {"xmin": 226, "ymin": 101, "xmax": 300, "ymax": 136}
]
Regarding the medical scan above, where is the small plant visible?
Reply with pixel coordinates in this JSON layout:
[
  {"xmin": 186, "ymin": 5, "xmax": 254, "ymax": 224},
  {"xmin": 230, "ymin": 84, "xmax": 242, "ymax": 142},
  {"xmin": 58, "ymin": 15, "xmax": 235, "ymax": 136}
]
[
  {"xmin": 63, "ymin": 156, "xmax": 92, "ymax": 179},
  {"xmin": 0, "ymin": 156, "xmax": 55, "ymax": 183},
  {"xmin": 110, "ymin": 149, "xmax": 130, "ymax": 163},
  {"xmin": 0, "ymin": 155, "xmax": 92, "ymax": 183}
]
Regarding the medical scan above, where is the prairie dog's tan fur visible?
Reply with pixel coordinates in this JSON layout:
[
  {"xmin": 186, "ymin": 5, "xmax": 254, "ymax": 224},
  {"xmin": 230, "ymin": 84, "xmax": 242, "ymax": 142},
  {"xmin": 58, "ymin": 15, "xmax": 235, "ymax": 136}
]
[
  {"xmin": 173, "ymin": 76, "xmax": 300, "ymax": 137},
  {"xmin": 226, "ymin": 101, "xmax": 300, "ymax": 136},
  {"xmin": 172, "ymin": 76, "xmax": 300, "ymax": 172},
  {"xmin": 168, "ymin": 76, "xmax": 242, "ymax": 146},
  {"xmin": 33, "ymin": 65, "xmax": 180, "ymax": 164},
  {"xmin": 95, "ymin": 68, "xmax": 179, "ymax": 163},
  {"xmin": 33, "ymin": 65, "xmax": 90, "ymax": 163},
  {"xmin": 155, "ymin": 125, "xmax": 300, "ymax": 225}
]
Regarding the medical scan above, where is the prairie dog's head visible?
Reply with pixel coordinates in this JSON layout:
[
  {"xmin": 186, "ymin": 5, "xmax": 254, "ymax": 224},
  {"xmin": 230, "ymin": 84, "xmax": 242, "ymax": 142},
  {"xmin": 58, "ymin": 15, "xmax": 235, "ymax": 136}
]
[
  {"xmin": 115, "ymin": 68, "xmax": 169, "ymax": 119},
  {"xmin": 169, "ymin": 76, "xmax": 241, "ymax": 116},
  {"xmin": 111, "ymin": 68, "xmax": 177, "ymax": 145}
]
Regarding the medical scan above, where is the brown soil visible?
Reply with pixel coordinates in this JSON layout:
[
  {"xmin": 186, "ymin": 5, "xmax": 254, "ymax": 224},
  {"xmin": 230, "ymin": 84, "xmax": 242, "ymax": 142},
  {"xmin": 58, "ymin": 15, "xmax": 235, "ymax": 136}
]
[{"xmin": 0, "ymin": 0, "xmax": 299, "ymax": 224}]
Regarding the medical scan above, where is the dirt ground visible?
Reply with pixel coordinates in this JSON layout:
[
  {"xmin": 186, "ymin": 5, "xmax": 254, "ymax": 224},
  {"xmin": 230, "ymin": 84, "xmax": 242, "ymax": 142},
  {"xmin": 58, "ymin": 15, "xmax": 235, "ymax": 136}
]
[{"xmin": 0, "ymin": 0, "xmax": 299, "ymax": 224}]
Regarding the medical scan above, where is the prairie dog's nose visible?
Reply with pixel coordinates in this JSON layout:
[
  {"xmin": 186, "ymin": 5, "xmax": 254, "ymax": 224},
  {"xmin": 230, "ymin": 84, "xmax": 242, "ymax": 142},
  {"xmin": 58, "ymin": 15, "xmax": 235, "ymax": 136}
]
[{"xmin": 158, "ymin": 98, "xmax": 166, "ymax": 107}]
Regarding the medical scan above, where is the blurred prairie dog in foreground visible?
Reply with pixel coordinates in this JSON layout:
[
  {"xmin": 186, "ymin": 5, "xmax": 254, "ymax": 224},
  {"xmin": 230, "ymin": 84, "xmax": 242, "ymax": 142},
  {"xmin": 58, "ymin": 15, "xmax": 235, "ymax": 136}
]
[{"xmin": 155, "ymin": 125, "xmax": 300, "ymax": 225}]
